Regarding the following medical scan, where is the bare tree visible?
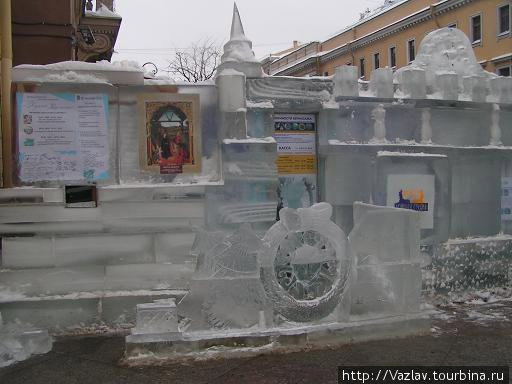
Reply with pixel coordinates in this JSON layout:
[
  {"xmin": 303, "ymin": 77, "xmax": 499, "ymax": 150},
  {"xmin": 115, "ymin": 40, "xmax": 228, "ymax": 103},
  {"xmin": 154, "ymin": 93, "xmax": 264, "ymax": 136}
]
[{"xmin": 165, "ymin": 39, "xmax": 221, "ymax": 82}]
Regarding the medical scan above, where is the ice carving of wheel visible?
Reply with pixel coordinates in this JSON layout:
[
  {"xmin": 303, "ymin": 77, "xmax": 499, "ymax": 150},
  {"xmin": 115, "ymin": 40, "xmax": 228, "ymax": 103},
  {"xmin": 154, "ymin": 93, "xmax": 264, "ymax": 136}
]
[
  {"xmin": 274, "ymin": 230, "xmax": 337, "ymax": 300},
  {"xmin": 259, "ymin": 202, "xmax": 351, "ymax": 322}
]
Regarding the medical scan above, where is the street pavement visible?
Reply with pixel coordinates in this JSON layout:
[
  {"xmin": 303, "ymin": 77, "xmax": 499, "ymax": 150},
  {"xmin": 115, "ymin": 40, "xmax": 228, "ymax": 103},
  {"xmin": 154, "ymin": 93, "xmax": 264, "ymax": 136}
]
[{"xmin": 1, "ymin": 298, "xmax": 511, "ymax": 384}]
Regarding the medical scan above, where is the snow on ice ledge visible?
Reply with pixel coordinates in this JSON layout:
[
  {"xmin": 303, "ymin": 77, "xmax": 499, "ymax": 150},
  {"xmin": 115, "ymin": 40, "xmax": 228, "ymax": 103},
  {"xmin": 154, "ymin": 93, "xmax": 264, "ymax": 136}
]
[
  {"xmin": 12, "ymin": 60, "xmax": 144, "ymax": 85},
  {"xmin": 377, "ymin": 151, "xmax": 447, "ymax": 158},
  {"xmin": 223, "ymin": 137, "xmax": 276, "ymax": 144}
]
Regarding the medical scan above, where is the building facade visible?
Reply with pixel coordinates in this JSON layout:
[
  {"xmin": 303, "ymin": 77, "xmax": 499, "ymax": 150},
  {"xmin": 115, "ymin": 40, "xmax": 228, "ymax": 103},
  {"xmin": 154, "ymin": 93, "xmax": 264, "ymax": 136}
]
[
  {"xmin": 264, "ymin": 0, "xmax": 511, "ymax": 78},
  {"xmin": 11, "ymin": 0, "xmax": 121, "ymax": 66}
]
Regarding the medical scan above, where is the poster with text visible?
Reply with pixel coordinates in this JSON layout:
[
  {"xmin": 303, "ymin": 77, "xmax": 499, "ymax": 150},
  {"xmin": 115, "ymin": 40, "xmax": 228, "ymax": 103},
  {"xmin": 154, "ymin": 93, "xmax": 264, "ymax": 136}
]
[
  {"xmin": 17, "ymin": 93, "xmax": 109, "ymax": 182},
  {"xmin": 274, "ymin": 114, "xmax": 317, "ymax": 214},
  {"xmin": 386, "ymin": 174, "xmax": 435, "ymax": 229}
]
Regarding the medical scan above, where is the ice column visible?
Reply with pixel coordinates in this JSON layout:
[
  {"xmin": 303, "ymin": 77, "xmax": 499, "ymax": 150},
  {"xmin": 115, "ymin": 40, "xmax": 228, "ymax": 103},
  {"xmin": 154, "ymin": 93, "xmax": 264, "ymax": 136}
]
[
  {"xmin": 370, "ymin": 104, "xmax": 387, "ymax": 143},
  {"xmin": 435, "ymin": 72, "xmax": 458, "ymax": 101},
  {"xmin": 333, "ymin": 65, "xmax": 359, "ymax": 97},
  {"xmin": 370, "ymin": 68, "xmax": 393, "ymax": 98},
  {"xmin": 217, "ymin": 69, "xmax": 247, "ymax": 139},
  {"xmin": 401, "ymin": 68, "xmax": 426, "ymax": 99},
  {"xmin": 490, "ymin": 104, "xmax": 502, "ymax": 146},
  {"xmin": 420, "ymin": 108, "xmax": 432, "ymax": 144},
  {"xmin": 463, "ymin": 75, "xmax": 487, "ymax": 102},
  {"xmin": 490, "ymin": 77, "xmax": 512, "ymax": 103}
]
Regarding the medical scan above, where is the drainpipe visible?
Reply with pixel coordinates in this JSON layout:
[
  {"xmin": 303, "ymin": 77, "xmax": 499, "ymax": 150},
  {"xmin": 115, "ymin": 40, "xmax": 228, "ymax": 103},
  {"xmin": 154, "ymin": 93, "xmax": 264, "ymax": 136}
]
[{"xmin": 1, "ymin": 0, "xmax": 13, "ymax": 187}]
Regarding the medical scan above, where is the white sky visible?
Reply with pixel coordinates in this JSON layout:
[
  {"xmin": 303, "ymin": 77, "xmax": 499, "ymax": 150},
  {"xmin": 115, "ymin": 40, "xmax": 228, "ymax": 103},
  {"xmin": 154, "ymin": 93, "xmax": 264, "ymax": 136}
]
[{"xmin": 110, "ymin": 0, "xmax": 384, "ymax": 73}]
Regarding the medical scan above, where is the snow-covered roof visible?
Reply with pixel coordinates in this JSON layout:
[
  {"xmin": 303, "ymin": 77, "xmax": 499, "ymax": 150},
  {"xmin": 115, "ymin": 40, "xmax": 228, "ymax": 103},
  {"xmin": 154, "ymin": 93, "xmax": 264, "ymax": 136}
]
[{"xmin": 323, "ymin": 0, "xmax": 410, "ymax": 42}]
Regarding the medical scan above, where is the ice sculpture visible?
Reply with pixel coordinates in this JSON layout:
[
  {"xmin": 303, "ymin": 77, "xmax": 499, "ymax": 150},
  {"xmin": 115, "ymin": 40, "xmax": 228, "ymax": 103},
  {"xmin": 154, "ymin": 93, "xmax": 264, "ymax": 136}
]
[
  {"xmin": 0, "ymin": 315, "xmax": 53, "ymax": 367},
  {"xmin": 132, "ymin": 299, "xmax": 178, "ymax": 335},
  {"xmin": 489, "ymin": 104, "xmax": 502, "ymax": 146},
  {"xmin": 370, "ymin": 104, "xmax": 387, "ymax": 143},
  {"xmin": 259, "ymin": 203, "xmax": 351, "ymax": 322},
  {"xmin": 216, "ymin": 3, "xmax": 262, "ymax": 78},
  {"xmin": 395, "ymin": 28, "xmax": 488, "ymax": 93},
  {"xmin": 178, "ymin": 224, "xmax": 269, "ymax": 330},
  {"xmin": 420, "ymin": 108, "xmax": 432, "ymax": 144}
]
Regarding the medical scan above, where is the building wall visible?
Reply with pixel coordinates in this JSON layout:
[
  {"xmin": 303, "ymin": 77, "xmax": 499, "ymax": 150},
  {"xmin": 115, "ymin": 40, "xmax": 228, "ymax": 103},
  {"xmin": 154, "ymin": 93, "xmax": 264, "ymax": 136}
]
[
  {"xmin": 11, "ymin": 0, "xmax": 77, "ymax": 66},
  {"xmin": 276, "ymin": 0, "xmax": 511, "ymax": 78}
]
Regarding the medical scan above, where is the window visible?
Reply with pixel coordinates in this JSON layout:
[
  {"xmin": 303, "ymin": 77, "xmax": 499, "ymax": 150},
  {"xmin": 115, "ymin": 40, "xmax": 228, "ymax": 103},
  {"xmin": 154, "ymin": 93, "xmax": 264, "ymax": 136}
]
[
  {"xmin": 498, "ymin": 66, "xmax": 511, "ymax": 77},
  {"xmin": 374, "ymin": 52, "xmax": 380, "ymax": 69},
  {"xmin": 359, "ymin": 57, "xmax": 365, "ymax": 78},
  {"xmin": 498, "ymin": 4, "xmax": 510, "ymax": 35},
  {"xmin": 471, "ymin": 14, "xmax": 482, "ymax": 44},
  {"xmin": 389, "ymin": 46, "xmax": 396, "ymax": 68},
  {"xmin": 407, "ymin": 39, "xmax": 415, "ymax": 63}
]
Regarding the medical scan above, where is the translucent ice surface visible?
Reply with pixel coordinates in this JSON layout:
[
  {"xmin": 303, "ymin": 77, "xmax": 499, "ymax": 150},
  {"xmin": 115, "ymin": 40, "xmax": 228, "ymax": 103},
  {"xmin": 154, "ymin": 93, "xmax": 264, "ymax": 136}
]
[
  {"xmin": 0, "ymin": 319, "xmax": 52, "ymax": 368},
  {"xmin": 260, "ymin": 203, "xmax": 352, "ymax": 322}
]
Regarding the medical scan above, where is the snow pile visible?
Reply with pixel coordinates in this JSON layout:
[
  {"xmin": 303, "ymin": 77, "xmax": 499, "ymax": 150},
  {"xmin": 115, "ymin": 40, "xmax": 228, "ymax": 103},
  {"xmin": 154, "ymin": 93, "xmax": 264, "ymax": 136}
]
[
  {"xmin": 12, "ymin": 60, "xmax": 144, "ymax": 85},
  {"xmin": 25, "ymin": 71, "xmax": 109, "ymax": 84},
  {"xmin": 0, "ymin": 314, "xmax": 53, "ymax": 368},
  {"xmin": 15, "ymin": 60, "xmax": 142, "ymax": 73},
  {"xmin": 85, "ymin": 3, "xmax": 121, "ymax": 18}
]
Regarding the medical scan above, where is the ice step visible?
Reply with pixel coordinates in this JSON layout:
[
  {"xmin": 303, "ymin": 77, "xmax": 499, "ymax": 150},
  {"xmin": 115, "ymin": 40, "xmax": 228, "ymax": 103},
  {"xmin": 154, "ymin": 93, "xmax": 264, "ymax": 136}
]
[
  {"xmin": 0, "ymin": 290, "xmax": 187, "ymax": 332},
  {"xmin": 0, "ymin": 263, "xmax": 195, "ymax": 297}
]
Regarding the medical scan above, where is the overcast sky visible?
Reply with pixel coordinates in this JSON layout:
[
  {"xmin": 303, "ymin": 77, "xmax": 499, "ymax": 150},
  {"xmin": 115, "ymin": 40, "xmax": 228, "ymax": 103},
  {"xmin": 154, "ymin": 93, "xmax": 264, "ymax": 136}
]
[{"xmin": 111, "ymin": 0, "xmax": 384, "ymax": 72}]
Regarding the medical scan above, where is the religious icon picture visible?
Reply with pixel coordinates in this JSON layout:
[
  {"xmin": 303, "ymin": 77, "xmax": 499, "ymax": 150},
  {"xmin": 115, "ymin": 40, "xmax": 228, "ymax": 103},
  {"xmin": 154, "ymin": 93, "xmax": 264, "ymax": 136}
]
[{"xmin": 138, "ymin": 93, "xmax": 201, "ymax": 174}]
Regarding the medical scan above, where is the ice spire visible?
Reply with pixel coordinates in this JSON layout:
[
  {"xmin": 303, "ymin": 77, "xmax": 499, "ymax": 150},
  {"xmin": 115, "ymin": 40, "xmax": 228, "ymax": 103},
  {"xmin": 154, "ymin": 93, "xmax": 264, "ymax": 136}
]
[
  {"xmin": 230, "ymin": 3, "xmax": 246, "ymax": 41},
  {"xmin": 217, "ymin": 2, "xmax": 262, "ymax": 78}
]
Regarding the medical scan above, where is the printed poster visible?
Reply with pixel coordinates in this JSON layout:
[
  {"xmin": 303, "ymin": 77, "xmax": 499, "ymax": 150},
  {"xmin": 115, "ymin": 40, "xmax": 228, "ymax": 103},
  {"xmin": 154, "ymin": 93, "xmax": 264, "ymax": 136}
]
[
  {"xmin": 274, "ymin": 114, "xmax": 317, "ymax": 212},
  {"xmin": 386, "ymin": 174, "xmax": 435, "ymax": 229},
  {"xmin": 17, "ymin": 93, "xmax": 109, "ymax": 182},
  {"xmin": 138, "ymin": 93, "xmax": 201, "ymax": 174},
  {"xmin": 501, "ymin": 177, "xmax": 512, "ymax": 221}
]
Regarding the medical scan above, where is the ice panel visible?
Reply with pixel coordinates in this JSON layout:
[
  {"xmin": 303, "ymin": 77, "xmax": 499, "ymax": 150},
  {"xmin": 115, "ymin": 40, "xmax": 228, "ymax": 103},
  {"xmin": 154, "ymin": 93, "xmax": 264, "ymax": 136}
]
[
  {"xmin": 0, "ymin": 298, "xmax": 99, "ymax": 330},
  {"xmin": 349, "ymin": 205, "xmax": 420, "ymax": 264},
  {"xmin": 155, "ymin": 232, "xmax": 196, "ymax": 263},
  {"xmin": 104, "ymin": 263, "xmax": 194, "ymax": 291},
  {"xmin": 324, "ymin": 153, "xmax": 372, "ymax": 205},
  {"xmin": 0, "ymin": 266, "xmax": 105, "ymax": 296},
  {"xmin": 2, "ymin": 237, "xmax": 55, "ymax": 269},
  {"xmin": 54, "ymin": 234, "xmax": 154, "ymax": 266}
]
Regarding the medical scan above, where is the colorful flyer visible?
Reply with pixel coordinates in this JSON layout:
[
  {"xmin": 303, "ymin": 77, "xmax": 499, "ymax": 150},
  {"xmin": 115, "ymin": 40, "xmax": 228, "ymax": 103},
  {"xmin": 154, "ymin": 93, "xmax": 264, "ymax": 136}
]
[
  {"xmin": 386, "ymin": 174, "xmax": 435, "ymax": 229},
  {"xmin": 17, "ymin": 93, "xmax": 109, "ymax": 182},
  {"xmin": 274, "ymin": 114, "xmax": 317, "ymax": 212}
]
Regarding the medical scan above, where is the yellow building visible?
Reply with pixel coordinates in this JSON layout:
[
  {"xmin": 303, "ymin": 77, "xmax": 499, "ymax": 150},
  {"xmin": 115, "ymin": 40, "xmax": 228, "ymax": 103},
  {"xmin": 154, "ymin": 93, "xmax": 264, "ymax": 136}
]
[{"xmin": 263, "ymin": 0, "xmax": 511, "ymax": 79}]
